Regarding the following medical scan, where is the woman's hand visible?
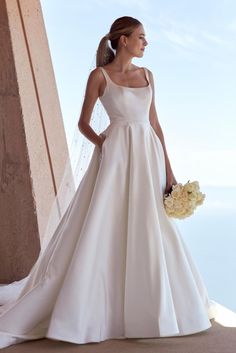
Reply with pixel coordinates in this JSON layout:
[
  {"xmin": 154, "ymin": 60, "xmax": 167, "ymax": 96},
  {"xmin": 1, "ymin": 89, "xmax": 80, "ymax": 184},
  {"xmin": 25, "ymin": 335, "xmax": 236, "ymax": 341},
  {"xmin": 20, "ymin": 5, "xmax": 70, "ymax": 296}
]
[
  {"xmin": 165, "ymin": 172, "xmax": 178, "ymax": 195},
  {"xmin": 98, "ymin": 133, "xmax": 106, "ymax": 153}
]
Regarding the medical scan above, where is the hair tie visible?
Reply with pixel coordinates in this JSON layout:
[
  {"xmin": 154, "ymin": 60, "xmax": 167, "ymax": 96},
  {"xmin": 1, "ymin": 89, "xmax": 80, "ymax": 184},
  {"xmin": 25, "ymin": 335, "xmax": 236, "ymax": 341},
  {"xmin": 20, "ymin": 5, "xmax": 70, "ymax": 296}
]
[{"xmin": 105, "ymin": 33, "xmax": 110, "ymax": 40}]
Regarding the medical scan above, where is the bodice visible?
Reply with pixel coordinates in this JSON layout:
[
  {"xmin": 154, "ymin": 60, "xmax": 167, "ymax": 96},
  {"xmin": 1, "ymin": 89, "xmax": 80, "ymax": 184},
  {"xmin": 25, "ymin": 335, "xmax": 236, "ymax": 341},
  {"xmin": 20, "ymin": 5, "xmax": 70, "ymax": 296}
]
[{"xmin": 99, "ymin": 66, "xmax": 152, "ymax": 125}]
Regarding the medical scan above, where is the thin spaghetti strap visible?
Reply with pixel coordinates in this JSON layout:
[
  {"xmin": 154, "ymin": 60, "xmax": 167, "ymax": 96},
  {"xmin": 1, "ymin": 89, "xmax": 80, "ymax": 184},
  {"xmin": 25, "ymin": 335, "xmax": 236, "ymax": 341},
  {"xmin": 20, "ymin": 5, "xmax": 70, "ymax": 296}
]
[
  {"xmin": 143, "ymin": 67, "xmax": 150, "ymax": 85},
  {"xmin": 99, "ymin": 66, "xmax": 111, "ymax": 85}
]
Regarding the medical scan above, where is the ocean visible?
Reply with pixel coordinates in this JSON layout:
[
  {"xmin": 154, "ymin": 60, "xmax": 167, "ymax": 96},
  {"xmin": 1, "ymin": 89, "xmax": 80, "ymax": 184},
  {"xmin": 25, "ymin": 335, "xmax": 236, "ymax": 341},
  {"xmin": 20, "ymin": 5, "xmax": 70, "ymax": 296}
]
[{"xmin": 176, "ymin": 186, "xmax": 236, "ymax": 312}]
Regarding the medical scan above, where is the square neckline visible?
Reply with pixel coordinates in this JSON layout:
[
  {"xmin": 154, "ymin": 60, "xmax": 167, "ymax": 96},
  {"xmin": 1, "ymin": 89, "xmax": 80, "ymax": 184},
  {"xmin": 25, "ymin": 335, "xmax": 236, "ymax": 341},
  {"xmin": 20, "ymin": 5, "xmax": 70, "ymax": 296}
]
[{"xmin": 100, "ymin": 66, "xmax": 150, "ymax": 89}]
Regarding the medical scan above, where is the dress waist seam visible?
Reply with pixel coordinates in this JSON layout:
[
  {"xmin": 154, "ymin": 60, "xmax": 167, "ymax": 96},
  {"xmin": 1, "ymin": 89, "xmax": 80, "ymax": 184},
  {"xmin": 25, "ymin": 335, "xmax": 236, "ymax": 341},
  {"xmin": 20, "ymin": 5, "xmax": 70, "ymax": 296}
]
[{"xmin": 109, "ymin": 119, "xmax": 150, "ymax": 125}]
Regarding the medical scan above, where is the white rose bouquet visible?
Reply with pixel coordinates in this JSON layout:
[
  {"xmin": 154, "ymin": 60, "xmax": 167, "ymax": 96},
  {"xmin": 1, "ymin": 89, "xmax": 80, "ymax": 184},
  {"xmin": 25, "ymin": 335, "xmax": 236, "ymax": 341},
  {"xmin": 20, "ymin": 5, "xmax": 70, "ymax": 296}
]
[{"xmin": 163, "ymin": 180, "xmax": 206, "ymax": 219}]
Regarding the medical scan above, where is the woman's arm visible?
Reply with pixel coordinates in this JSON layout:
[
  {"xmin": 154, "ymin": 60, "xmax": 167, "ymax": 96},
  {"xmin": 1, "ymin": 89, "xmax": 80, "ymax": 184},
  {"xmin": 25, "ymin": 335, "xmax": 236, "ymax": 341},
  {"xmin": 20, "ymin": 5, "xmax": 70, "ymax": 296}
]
[
  {"xmin": 147, "ymin": 69, "xmax": 177, "ymax": 192},
  {"xmin": 78, "ymin": 68, "xmax": 106, "ymax": 150}
]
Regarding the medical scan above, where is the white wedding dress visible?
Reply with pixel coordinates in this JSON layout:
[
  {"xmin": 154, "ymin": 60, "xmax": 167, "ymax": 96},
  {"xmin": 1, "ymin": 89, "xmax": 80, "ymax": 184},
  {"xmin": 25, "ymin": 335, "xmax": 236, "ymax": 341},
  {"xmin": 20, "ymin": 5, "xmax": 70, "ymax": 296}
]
[{"xmin": 0, "ymin": 66, "xmax": 216, "ymax": 349}]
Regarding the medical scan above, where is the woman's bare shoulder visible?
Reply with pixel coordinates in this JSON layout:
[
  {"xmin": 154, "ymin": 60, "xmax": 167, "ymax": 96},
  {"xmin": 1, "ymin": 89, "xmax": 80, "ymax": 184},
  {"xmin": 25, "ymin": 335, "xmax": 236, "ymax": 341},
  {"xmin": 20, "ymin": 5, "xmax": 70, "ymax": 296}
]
[
  {"xmin": 89, "ymin": 66, "xmax": 104, "ymax": 77},
  {"xmin": 87, "ymin": 67, "xmax": 105, "ymax": 86}
]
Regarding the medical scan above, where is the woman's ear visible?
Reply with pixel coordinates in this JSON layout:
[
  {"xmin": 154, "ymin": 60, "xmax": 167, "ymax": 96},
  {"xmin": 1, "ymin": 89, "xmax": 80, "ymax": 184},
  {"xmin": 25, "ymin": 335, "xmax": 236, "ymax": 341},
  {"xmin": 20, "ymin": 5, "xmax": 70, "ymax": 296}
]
[{"xmin": 119, "ymin": 34, "xmax": 127, "ymax": 48}]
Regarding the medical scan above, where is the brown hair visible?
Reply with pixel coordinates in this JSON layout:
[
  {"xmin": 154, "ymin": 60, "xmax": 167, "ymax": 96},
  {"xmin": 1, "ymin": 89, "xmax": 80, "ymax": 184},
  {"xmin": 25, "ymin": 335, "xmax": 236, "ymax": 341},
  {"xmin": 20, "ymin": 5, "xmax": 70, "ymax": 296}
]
[{"xmin": 96, "ymin": 16, "xmax": 142, "ymax": 67}]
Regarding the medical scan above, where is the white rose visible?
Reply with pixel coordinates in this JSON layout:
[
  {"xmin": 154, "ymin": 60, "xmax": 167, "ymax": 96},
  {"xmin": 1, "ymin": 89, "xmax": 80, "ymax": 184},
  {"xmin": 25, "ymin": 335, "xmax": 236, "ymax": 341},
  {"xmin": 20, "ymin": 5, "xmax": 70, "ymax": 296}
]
[{"xmin": 184, "ymin": 182, "xmax": 195, "ymax": 192}]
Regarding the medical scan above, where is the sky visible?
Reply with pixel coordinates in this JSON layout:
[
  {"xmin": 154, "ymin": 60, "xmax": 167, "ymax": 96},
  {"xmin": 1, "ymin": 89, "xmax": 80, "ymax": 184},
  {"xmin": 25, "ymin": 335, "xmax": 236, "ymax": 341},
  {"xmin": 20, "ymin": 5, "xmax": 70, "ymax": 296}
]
[{"xmin": 40, "ymin": 0, "xmax": 236, "ymax": 188}]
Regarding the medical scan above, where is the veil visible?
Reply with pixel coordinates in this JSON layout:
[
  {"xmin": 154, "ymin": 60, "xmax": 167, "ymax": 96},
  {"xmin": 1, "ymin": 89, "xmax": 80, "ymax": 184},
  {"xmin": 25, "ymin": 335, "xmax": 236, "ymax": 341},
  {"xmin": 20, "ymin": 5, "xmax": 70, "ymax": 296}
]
[
  {"xmin": 39, "ymin": 52, "xmax": 110, "ymax": 252},
  {"xmin": 0, "ymin": 52, "xmax": 110, "ymax": 304}
]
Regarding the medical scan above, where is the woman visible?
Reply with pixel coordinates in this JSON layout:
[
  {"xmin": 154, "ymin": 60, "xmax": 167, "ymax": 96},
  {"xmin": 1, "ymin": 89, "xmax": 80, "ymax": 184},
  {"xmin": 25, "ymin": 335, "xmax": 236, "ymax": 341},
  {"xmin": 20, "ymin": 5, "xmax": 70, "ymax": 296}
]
[
  {"xmin": 79, "ymin": 19, "xmax": 177, "ymax": 195},
  {"xmin": 0, "ymin": 16, "xmax": 215, "ymax": 349}
]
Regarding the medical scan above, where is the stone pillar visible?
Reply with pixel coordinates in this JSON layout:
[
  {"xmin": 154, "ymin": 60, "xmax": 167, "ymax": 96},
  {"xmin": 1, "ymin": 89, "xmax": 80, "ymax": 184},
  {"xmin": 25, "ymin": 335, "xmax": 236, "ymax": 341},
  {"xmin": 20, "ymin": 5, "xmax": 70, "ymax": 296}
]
[{"xmin": 0, "ymin": 0, "xmax": 72, "ymax": 282}]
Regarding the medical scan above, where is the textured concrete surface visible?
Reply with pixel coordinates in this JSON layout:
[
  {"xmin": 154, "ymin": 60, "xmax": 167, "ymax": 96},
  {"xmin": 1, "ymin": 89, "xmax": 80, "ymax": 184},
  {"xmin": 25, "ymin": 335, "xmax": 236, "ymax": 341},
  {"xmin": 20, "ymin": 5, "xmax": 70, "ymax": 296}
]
[
  {"xmin": 0, "ymin": 0, "xmax": 40, "ymax": 283},
  {"xmin": 1, "ymin": 320, "xmax": 236, "ymax": 353},
  {"xmin": 0, "ymin": 0, "xmax": 71, "ymax": 282}
]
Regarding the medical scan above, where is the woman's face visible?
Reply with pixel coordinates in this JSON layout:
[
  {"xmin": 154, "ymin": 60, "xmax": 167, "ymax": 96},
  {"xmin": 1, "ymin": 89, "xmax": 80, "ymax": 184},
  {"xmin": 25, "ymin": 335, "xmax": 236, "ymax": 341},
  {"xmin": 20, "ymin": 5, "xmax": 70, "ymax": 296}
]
[{"xmin": 122, "ymin": 24, "xmax": 148, "ymax": 58}]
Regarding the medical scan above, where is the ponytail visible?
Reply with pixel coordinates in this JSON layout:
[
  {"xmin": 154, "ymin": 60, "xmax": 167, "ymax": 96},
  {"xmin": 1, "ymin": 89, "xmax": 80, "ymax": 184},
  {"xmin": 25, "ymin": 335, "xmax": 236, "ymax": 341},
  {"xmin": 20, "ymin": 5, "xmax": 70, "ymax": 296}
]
[{"xmin": 96, "ymin": 33, "xmax": 115, "ymax": 67}]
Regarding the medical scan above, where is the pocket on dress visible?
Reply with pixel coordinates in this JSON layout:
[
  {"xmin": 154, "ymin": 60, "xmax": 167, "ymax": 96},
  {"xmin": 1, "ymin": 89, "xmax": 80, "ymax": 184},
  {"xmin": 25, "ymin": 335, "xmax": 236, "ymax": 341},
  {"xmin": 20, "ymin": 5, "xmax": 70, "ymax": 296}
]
[{"xmin": 101, "ymin": 136, "xmax": 108, "ymax": 153}]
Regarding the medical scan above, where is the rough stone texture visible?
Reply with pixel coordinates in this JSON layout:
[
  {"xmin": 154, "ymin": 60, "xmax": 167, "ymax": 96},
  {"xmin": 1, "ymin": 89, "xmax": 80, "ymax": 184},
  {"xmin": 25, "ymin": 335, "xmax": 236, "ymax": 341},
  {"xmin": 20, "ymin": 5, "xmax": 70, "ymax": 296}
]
[
  {"xmin": 0, "ymin": 0, "xmax": 71, "ymax": 282},
  {"xmin": 0, "ymin": 321, "xmax": 235, "ymax": 353},
  {"xmin": 0, "ymin": 0, "xmax": 40, "ymax": 283}
]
